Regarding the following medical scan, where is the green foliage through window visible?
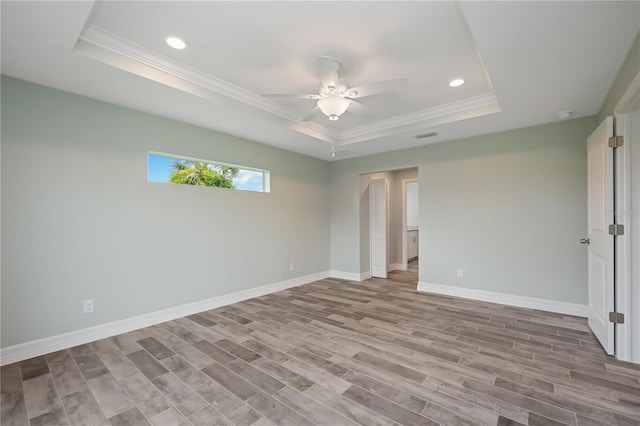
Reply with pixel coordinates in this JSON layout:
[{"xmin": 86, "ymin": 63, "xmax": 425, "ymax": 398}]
[
  {"xmin": 168, "ymin": 160, "xmax": 238, "ymax": 188},
  {"xmin": 147, "ymin": 153, "xmax": 269, "ymax": 192}
]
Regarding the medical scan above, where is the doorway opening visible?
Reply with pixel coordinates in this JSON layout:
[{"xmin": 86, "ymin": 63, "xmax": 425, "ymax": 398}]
[
  {"xmin": 359, "ymin": 167, "xmax": 419, "ymax": 286},
  {"xmin": 403, "ymin": 180, "xmax": 419, "ymax": 268}
]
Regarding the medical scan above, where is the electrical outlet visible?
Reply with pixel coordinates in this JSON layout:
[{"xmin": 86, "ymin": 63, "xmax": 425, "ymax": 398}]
[
  {"xmin": 83, "ymin": 299, "xmax": 94, "ymax": 314},
  {"xmin": 289, "ymin": 263, "xmax": 294, "ymax": 272},
  {"xmin": 457, "ymin": 268, "xmax": 464, "ymax": 278}
]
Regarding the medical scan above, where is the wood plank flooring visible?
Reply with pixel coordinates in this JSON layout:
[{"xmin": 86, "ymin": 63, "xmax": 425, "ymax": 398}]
[{"xmin": 2, "ymin": 271, "xmax": 639, "ymax": 425}]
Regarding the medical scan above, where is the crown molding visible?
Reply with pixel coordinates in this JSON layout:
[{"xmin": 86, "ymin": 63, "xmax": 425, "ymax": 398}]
[
  {"xmin": 76, "ymin": 25, "xmax": 499, "ymax": 147},
  {"xmin": 77, "ymin": 25, "xmax": 339, "ymax": 142},
  {"xmin": 339, "ymin": 94, "xmax": 501, "ymax": 146}
]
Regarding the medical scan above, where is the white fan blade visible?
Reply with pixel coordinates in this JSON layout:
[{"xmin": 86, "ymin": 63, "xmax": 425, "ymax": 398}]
[
  {"xmin": 346, "ymin": 100, "xmax": 375, "ymax": 119},
  {"xmin": 347, "ymin": 99, "xmax": 366, "ymax": 113},
  {"xmin": 263, "ymin": 93, "xmax": 321, "ymax": 100},
  {"xmin": 345, "ymin": 78, "xmax": 408, "ymax": 98},
  {"xmin": 301, "ymin": 106, "xmax": 321, "ymax": 122},
  {"xmin": 317, "ymin": 56, "xmax": 340, "ymax": 89}
]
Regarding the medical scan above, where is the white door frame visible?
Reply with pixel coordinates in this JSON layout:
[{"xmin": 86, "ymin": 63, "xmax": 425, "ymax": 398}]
[
  {"xmin": 613, "ymin": 70, "xmax": 639, "ymax": 363},
  {"xmin": 401, "ymin": 178, "xmax": 419, "ymax": 270}
]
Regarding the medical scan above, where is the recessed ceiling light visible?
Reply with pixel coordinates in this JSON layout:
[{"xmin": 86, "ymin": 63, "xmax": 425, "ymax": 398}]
[
  {"xmin": 449, "ymin": 78, "xmax": 464, "ymax": 87},
  {"xmin": 557, "ymin": 111, "xmax": 573, "ymax": 120},
  {"xmin": 166, "ymin": 37, "xmax": 186, "ymax": 50}
]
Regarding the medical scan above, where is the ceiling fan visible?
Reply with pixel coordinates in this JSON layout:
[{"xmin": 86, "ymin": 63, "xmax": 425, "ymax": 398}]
[{"xmin": 263, "ymin": 56, "xmax": 408, "ymax": 122}]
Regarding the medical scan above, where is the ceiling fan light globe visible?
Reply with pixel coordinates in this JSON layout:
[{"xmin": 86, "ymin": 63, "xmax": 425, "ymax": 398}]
[{"xmin": 317, "ymin": 94, "xmax": 350, "ymax": 120}]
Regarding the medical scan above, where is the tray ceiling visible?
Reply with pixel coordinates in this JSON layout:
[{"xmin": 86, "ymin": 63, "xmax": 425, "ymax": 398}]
[{"xmin": 2, "ymin": 1, "xmax": 638, "ymax": 159}]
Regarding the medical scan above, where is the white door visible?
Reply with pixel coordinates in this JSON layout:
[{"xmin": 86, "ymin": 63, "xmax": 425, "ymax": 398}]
[
  {"xmin": 370, "ymin": 177, "xmax": 388, "ymax": 278},
  {"xmin": 587, "ymin": 116, "xmax": 615, "ymax": 354}
]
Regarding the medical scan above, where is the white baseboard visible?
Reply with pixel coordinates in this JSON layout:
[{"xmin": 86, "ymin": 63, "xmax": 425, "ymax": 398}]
[
  {"xmin": 329, "ymin": 270, "xmax": 370, "ymax": 281},
  {"xmin": 389, "ymin": 263, "xmax": 406, "ymax": 272},
  {"xmin": 417, "ymin": 282, "xmax": 590, "ymax": 318},
  {"xmin": 0, "ymin": 271, "xmax": 330, "ymax": 366}
]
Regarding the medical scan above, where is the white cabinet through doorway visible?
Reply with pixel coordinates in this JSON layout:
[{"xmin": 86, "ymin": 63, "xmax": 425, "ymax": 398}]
[{"xmin": 408, "ymin": 230, "xmax": 418, "ymax": 260}]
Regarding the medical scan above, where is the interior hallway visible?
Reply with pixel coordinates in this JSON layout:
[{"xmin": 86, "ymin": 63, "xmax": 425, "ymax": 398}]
[{"xmin": 386, "ymin": 259, "xmax": 419, "ymax": 287}]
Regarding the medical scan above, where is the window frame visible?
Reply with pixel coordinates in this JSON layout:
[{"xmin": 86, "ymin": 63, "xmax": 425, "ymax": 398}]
[{"xmin": 147, "ymin": 151, "xmax": 270, "ymax": 193}]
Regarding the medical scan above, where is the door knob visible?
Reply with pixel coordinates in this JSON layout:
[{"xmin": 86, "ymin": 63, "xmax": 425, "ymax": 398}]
[{"xmin": 580, "ymin": 238, "xmax": 590, "ymax": 245}]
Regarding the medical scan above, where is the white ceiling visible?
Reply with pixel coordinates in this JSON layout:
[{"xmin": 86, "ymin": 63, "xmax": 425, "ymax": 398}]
[{"xmin": 2, "ymin": 1, "xmax": 639, "ymax": 160}]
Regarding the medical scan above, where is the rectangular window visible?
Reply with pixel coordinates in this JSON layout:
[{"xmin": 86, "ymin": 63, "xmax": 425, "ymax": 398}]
[{"xmin": 147, "ymin": 152, "xmax": 270, "ymax": 193}]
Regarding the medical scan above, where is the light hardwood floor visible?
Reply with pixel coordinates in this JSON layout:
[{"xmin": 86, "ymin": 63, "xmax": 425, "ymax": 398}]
[{"xmin": 2, "ymin": 271, "xmax": 639, "ymax": 426}]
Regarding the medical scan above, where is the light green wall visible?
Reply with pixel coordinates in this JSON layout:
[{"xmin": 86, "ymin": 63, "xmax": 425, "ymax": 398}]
[
  {"xmin": 331, "ymin": 117, "xmax": 597, "ymax": 304},
  {"xmin": 599, "ymin": 31, "xmax": 640, "ymax": 121},
  {"xmin": 1, "ymin": 76, "xmax": 330, "ymax": 347}
]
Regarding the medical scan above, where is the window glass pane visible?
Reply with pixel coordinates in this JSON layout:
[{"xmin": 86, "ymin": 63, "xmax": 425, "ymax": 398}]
[
  {"xmin": 234, "ymin": 169, "xmax": 264, "ymax": 192},
  {"xmin": 147, "ymin": 153, "xmax": 269, "ymax": 193}
]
